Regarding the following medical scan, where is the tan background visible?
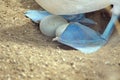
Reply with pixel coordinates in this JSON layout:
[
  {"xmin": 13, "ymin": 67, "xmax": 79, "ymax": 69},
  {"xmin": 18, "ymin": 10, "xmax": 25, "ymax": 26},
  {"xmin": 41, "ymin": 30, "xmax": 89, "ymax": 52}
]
[{"xmin": 0, "ymin": 0, "xmax": 120, "ymax": 80}]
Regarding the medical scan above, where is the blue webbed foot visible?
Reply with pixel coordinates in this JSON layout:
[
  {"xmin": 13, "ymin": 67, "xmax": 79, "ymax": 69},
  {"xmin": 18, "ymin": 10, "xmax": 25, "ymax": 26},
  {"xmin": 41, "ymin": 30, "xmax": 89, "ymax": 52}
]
[
  {"xmin": 62, "ymin": 14, "xmax": 96, "ymax": 26},
  {"xmin": 101, "ymin": 14, "xmax": 119, "ymax": 40},
  {"xmin": 25, "ymin": 10, "xmax": 51, "ymax": 23},
  {"xmin": 25, "ymin": 10, "xmax": 96, "ymax": 25},
  {"xmin": 55, "ymin": 22, "xmax": 106, "ymax": 54},
  {"xmin": 55, "ymin": 14, "xmax": 119, "ymax": 54},
  {"xmin": 24, "ymin": 10, "xmax": 118, "ymax": 54}
]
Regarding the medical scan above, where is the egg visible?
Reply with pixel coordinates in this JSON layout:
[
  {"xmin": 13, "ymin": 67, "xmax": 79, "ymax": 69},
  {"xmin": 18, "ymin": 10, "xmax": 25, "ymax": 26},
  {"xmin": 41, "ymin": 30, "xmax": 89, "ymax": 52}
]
[
  {"xmin": 40, "ymin": 15, "xmax": 68, "ymax": 37},
  {"xmin": 55, "ymin": 23, "xmax": 69, "ymax": 37}
]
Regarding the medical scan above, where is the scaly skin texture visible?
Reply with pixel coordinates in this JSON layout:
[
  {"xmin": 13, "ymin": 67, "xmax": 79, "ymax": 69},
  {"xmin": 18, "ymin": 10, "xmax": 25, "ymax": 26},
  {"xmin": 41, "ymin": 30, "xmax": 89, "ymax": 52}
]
[{"xmin": 35, "ymin": 0, "xmax": 111, "ymax": 15}]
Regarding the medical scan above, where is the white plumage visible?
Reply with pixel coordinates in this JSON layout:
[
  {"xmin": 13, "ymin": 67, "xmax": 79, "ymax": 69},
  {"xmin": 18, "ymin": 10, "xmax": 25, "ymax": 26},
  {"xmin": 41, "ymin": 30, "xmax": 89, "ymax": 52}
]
[{"xmin": 35, "ymin": 0, "xmax": 120, "ymax": 15}]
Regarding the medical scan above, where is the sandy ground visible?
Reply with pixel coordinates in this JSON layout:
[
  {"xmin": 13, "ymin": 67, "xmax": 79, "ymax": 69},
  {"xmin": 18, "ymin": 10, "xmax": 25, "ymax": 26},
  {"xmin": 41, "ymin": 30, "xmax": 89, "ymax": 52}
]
[{"xmin": 0, "ymin": 0, "xmax": 120, "ymax": 80}]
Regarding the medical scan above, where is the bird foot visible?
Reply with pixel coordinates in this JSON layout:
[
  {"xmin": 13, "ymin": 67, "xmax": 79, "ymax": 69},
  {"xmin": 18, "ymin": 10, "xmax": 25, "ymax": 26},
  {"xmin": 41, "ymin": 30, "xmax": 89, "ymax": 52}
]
[{"xmin": 24, "ymin": 10, "xmax": 118, "ymax": 54}]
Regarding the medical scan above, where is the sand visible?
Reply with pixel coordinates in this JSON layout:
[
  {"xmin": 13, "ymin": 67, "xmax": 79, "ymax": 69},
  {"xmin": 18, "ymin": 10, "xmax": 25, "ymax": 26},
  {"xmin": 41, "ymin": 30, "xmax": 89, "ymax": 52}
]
[{"xmin": 0, "ymin": 0, "xmax": 120, "ymax": 80}]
